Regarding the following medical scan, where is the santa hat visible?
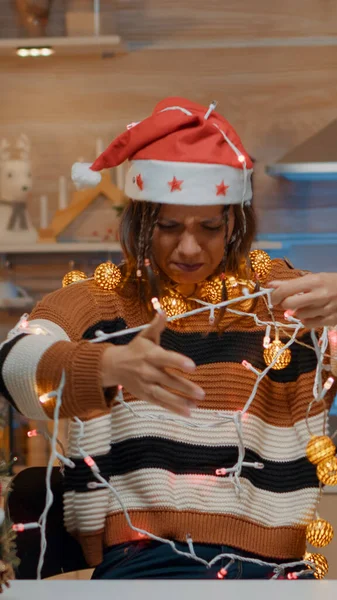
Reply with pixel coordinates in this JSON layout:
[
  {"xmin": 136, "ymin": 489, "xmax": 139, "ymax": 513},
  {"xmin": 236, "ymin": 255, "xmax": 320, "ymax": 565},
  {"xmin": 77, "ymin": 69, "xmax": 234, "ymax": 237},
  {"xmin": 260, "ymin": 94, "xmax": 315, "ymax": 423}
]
[{"xmin": 71, "ymin": 97, "xmax": 253, "ymax": 206}]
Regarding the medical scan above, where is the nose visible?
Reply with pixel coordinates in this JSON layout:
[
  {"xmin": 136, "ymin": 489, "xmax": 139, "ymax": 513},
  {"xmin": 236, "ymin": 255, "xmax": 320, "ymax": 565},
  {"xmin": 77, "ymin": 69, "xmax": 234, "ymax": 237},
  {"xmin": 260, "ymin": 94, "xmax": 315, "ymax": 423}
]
[
  {"xmin": 22, "ymin": 186, "xmax": 28, "ymax": 191},
  {"xmin": 176, "ymin": 231, "xmax": 202, "ymax": 258}
]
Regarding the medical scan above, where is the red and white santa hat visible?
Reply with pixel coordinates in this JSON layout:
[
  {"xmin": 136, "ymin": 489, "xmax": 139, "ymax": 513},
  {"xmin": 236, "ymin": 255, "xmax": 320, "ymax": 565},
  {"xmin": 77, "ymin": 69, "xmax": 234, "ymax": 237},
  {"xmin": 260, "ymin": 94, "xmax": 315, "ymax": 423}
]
[{"xmin": 72, "ymin": 97, "xmax": 253, "ymax": 206}]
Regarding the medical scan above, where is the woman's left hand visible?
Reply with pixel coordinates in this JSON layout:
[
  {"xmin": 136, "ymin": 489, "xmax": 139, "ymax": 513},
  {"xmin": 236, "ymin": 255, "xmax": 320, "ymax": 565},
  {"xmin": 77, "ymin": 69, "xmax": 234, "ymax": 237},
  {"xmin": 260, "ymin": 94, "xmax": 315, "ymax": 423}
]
[{"xmin": 269, "ymin": 272, "xmax": 337, "ymax": 328}]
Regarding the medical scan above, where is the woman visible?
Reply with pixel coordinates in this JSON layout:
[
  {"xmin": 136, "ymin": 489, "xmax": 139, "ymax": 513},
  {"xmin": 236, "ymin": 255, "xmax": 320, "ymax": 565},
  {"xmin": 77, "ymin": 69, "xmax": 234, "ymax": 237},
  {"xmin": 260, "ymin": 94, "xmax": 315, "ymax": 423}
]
[{"xmin": 1, "ymin": 97, "xmax": 336, "ymax": 580}]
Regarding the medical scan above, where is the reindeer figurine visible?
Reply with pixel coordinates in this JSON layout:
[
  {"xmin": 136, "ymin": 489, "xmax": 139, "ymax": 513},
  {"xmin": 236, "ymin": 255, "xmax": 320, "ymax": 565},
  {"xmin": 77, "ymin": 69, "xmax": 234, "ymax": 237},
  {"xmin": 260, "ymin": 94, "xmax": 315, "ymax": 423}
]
[{"xmin": 0, "ymin": 135, "xmax": 38, "ymax": 243}]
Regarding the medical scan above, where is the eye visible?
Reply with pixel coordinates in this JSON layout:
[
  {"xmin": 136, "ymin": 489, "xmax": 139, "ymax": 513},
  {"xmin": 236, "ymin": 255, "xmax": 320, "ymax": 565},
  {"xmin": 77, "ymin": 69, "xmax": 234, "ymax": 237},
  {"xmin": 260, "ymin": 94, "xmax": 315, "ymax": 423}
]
[
  {"xmin": 7, "ymin": 172, "xmax": 12, "ymax": 178},
  {"xmin": 156, "ymin": 222, "xmax": 178, "ymax": 230},
  {"xmin": 202, "ymin": 224, "xmax": 223, "ymax": 231}
]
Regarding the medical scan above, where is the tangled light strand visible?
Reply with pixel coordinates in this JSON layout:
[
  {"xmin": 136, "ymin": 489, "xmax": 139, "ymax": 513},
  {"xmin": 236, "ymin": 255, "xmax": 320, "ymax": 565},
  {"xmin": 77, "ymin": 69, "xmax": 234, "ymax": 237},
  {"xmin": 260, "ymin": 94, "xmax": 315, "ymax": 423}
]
[
  {"xmin": 8, "ymin": 282, "xmax": 332, "ymax": 579},
  {"xmin": 71, "ymin": 414, "xmax": 314, "ymax": 578}
]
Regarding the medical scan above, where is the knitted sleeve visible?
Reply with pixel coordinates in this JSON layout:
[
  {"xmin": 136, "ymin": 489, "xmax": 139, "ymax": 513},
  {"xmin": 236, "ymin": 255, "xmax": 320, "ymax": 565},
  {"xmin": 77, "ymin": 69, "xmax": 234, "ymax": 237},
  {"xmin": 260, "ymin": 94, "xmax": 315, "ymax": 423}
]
[
  {"xmin": 265, "ymin": 259, "xmax": 337, "ymax": 408},
  {"xmin": 0, "ymin": 280, "xmax": 113, "ymax": 420}
]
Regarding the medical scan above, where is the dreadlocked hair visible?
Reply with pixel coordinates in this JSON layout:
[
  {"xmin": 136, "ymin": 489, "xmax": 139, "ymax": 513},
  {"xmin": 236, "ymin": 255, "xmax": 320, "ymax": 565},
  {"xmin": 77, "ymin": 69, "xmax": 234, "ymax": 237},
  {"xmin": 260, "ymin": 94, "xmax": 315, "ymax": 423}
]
[
  {"xmin": 119, "ymin": 199, "xmax": 258, "ymax": 321},
  {"xmin": 119, "ymin": 199, "xmax": 162, "ymax": 315}
]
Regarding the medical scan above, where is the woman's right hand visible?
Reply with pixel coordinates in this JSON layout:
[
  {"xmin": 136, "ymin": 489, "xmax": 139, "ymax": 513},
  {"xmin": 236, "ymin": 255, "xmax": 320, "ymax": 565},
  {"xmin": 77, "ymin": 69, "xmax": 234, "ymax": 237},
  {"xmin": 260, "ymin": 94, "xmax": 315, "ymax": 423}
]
[{"xmin": 101, "ymin": 313, "xmax": 205, "ymax": 416}]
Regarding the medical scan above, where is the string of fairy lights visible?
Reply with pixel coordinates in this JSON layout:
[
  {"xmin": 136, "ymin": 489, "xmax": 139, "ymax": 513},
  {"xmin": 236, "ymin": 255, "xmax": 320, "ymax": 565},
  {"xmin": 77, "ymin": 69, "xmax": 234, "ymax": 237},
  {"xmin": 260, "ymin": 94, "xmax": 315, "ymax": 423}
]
[{"xmin": 5, "ymin": 250, "xmax": 337, "ymax": 581}]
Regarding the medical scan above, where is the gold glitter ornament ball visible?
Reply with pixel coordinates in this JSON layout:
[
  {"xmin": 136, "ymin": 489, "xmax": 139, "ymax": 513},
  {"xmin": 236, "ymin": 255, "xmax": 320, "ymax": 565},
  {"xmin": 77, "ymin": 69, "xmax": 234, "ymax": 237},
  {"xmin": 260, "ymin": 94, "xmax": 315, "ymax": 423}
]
[
  {"xmin": 263, "ymin": 340, "xmax": 291, "ymax": 370},
  {"xmin": 306, "ymin": 435, "xmax": 336, "ymax": 465},
  {"xmin": 306, "ymin": 518, "xmax": 334, "ymax": 548},
  {"xmin": 303, "ymin": 552, "xmax": 329, "ymax": 579},
  {"xmin": 94, "ymin": 262, "xmax": 122, "ymax": 291},
  {"xmin": 199, "ymin": 276, "xmax": 223, "ymax": 304},
  {"xmin": 317, "ymin": 456, "xmax": 337, "ymax": 486},
  {"xmin": 161, "ymin": 291, "xmax": 188, "ymax": 317},
  {"xmin": 249, "ymin": 249, "xmax": 272, "ymax": 281},
  {"xmin": 235, "ymin": 278, "xmax": 256, "ymax": 312},
  {"xmin": 62, "ymin": 270, "xmax": 87, "ymax": 288}
]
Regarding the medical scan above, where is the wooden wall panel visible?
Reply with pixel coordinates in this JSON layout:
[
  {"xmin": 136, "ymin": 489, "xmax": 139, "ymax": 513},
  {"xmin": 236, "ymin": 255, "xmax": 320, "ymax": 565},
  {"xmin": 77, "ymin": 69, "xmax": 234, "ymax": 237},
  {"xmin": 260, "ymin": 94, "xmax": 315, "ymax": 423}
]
[
  {"xmin": 1, "ymin": 0, "xmax": 337, "ymax": 41},
  {"xmin": 1, "ymin": 44, "xmax": 337, "ymax": 241}
]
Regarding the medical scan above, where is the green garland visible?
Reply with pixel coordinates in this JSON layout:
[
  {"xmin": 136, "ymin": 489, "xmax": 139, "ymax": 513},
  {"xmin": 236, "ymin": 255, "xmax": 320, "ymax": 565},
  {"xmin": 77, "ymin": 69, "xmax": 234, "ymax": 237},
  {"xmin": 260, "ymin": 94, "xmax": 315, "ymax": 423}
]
[{"xmin": 0, "ymin": 459, "xmax": 19, "ymax": 571}]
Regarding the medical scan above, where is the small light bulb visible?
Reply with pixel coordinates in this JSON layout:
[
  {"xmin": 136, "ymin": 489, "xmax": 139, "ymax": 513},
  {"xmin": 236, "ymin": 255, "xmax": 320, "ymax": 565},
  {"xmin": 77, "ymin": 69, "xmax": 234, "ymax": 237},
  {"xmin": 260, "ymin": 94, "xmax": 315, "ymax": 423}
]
[
  {"xmin": 151, "ymin": 296, "xmax": 164, "ymax": 314},
  {"xmin": 238, "ymin": 155, "xmax": 245, "ymax": 163},
  {"xmin": 30, "ymin": 48, "xmax": 40, "ymax": 57},
  {"xmin": 13, "ymin": 522, "xmax": 39, "ymax": 532},
  {"xmin": 39, "ymin": 393, "xmax": 50, "ymax": 404},
  {"xmin": 40, "ymin": 47, "xmax": 53, "ymax": 56},
  {"xmin": 215, "ymin": 468, "xmax": 227, "ymax": 476},
  {"xmin": 84, "ymin": 456, "xmax": 96, "ymax": 468},
  {"xmin": 17, "ymin": 48, "xmax": 29, "ymax": 57},
  {"xmin": 242, "ymin": 360, "xmax": 252, "ymax": 370},
  {"xmin": 324, "ymin": 377, "xmax": 334, "ymax": 391},
  {"xmin": 217, "ymin": 568, "xmax": 228, "ymax": 579},
  {"xmin": 27, "ymin": 429, "xmax": 38, "ymax": 438},
  {"xmin": 263, "ymin": 336, "xmax": 271, "ymax": 349}
]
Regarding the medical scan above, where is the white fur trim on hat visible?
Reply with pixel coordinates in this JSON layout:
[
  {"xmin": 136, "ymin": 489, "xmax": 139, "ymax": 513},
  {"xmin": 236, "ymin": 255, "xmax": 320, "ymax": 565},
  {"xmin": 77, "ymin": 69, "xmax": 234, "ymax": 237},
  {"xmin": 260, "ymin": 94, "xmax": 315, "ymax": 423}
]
[
  {"xmin": 124, "ymin": 160, "xmax": 253, "ymax": 206},
  {"xmin": 71, "ymin": 162, "xmax": 102, "ymax": 189}
]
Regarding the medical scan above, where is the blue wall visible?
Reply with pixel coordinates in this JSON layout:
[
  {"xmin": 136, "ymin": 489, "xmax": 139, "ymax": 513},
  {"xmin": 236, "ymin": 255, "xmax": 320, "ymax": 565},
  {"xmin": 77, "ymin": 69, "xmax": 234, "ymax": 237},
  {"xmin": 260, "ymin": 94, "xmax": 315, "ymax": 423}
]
[{"xmin": 256, "ymin": 178, "xmax": 337, "ymax": 272}]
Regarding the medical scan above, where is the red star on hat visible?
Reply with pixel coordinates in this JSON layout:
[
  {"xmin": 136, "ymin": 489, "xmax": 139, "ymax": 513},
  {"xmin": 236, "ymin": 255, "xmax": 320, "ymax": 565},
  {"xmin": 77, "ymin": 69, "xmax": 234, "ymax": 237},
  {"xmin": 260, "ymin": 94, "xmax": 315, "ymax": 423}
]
[
  {"xmin": 168, "ymin": 176, "xmax": 183, "ymax": 192},
  {"xmin": 216, "ymin": 180, "xmax": 229, "ymax": 196},
  {"xmin": 136, "ymin": 174, "xmax": 144, "ymax": 190}
]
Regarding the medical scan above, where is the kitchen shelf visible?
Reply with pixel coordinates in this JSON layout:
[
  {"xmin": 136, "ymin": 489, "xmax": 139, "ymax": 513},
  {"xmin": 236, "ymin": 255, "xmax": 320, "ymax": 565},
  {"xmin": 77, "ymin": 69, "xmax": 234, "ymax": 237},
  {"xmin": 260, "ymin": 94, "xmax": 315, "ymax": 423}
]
[
  {"xmin": 0, "ymin": 242, "xmax": 122, "ymax": 254},
  {"xmin": 0, "ymin": 35, "xmax": 124, "ymax": 58}
]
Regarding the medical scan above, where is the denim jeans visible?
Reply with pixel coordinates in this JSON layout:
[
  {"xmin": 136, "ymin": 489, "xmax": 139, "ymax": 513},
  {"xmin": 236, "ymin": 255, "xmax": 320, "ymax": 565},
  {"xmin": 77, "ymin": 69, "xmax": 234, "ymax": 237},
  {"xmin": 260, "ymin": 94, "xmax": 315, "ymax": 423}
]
[{"xmin": 92, "ymin": 540, "xmax": 314, "ymax": 580}]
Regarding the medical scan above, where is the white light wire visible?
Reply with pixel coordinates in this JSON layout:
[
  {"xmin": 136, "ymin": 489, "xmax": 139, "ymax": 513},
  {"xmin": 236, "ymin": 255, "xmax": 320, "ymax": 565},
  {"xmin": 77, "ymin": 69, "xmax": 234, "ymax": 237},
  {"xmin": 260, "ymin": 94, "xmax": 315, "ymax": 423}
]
[{"xmin": 9, "ymin": 282, "xmax": 331, "ymax": 579}]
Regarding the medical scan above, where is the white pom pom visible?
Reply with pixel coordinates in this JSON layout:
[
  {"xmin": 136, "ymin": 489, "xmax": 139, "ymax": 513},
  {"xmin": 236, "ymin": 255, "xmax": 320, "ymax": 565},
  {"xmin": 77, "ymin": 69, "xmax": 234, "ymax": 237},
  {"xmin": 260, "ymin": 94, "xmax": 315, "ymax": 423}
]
[{"xmin": 71, "ymin": 162, "xmax": 102, "ymax": 189}]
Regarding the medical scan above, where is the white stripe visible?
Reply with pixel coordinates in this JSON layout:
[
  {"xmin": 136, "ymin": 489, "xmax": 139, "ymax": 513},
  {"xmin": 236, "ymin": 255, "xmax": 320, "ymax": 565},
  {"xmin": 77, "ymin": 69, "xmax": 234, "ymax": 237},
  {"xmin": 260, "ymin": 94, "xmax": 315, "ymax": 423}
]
[
  {"xmin": 107, "ymin": 469, "xmax": 318, "ymax": 528},
  {"xmin": 73, "ymin": 489, "xmax": 110, "ymax": 533},
  {"xmin": 125, "ymin": 160, "xmax": 253, "ymax": 206},
  {"xmin": 110, "ymin": 402, "xmax": 325, "ymax": 462},
  {"xmin": 63, "ymin": 491, "xmax": 77, "ymax": 532},
  {"xmin": 68, "ymin": 413, "xmax": 112, "ymax": 457},
  {"xmin": 2, "ymin": 319, "xmax": 70, "ymax": 420}
]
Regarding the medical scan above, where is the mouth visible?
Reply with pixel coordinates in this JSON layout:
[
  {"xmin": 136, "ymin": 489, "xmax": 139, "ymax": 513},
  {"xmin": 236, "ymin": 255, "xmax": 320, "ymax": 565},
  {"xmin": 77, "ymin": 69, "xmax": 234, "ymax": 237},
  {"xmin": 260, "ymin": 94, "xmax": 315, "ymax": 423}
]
[{"xmin": 173, "ymin": 263, "xmax": 204, "ymax": 273}]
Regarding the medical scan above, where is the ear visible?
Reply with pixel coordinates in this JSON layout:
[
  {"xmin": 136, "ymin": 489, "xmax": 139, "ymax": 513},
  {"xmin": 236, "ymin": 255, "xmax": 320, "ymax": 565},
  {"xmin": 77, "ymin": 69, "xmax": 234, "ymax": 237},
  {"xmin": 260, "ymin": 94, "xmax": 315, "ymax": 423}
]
[
  {"xmin": 0, "ymin": 139, "xmax": 10, "ymax": 162},
  {"xmin": 16, "ymin": 134, "xmax": 31, "ymax": 160}
]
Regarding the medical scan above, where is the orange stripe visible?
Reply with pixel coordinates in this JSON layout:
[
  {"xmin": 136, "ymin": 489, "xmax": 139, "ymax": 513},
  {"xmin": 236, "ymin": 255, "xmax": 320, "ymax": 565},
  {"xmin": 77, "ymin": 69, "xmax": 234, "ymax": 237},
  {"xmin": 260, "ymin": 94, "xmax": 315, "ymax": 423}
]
[{"xmin": 115, "ymin": 362, "xmax": 323, "ymax": 427}]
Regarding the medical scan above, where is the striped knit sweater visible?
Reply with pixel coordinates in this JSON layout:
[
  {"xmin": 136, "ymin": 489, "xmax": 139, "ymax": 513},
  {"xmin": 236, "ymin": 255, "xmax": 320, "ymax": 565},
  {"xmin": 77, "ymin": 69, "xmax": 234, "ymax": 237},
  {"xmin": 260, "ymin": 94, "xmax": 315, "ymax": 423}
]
[{"xmin": 0, "ymin": 259, "xmax": 334, "ymax": 568}]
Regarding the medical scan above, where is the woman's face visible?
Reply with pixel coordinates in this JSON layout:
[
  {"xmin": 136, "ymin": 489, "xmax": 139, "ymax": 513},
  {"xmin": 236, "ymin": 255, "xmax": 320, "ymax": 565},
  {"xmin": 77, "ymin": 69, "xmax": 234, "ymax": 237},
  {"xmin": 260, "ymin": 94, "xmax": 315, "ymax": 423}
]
[{"xmin": 152, "ymin": 204, "xmax": 235, "ymax": 286}]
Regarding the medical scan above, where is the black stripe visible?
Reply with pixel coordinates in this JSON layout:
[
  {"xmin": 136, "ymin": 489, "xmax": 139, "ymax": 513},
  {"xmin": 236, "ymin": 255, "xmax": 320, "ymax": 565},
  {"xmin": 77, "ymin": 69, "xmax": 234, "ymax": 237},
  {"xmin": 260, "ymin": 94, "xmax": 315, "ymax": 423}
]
[
  {"xmin": 0, "ymin": 334, "xmax": 26, "ymax": 413},
  {"xmin": 63, "ymin": 452, "xmax": 112, "ymax": 492},
  {"xmin": 83, "ymin": 319, "xmax": 317, "ymax": 383},
  {"xmin": 64, "ymin": 438, "xmax": 318, "ymax": 494}
]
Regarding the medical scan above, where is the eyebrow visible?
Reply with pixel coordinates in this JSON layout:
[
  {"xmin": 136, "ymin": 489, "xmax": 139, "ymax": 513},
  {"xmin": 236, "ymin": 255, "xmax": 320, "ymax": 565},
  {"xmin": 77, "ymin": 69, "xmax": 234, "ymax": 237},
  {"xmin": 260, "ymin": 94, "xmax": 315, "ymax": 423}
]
[{"xmin": 158, "ymin": 215, "xmax": 224, "ymax": 224}]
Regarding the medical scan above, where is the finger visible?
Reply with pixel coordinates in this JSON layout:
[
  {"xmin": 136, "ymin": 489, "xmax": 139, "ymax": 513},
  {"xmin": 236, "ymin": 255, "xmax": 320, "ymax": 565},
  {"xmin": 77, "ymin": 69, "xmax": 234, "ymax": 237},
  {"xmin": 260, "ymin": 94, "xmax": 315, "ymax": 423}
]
[
  {"xmin": 303, "ymin": 316, "xmax": 337, "ymax": 328},
  {"xmin": 160, "ymin": 370, "xmax": 205, "ymax": 402},
  {"xmin": 142, "ymin": 364, "xmax": 203, "ymax": 402},
  {"xmin": 281, "ymin": 291, "xmax": 322, "ymax": 311},
  {"xmin": 140, "ymin": 312, "xmax": 167, "ymax": 345},
  {"xmin": 269, "ymin": 275, "xmax": 319, "ymax": 305},
  {"xmin": 296, "ymin": 307, "xmax": 327, "ymax": 321},
  {"xmin": 149, "ymin": 385, "xmax": 194, "ymax": 417},
  {"xmin": 301, "ymin": 317, "xmax": 325, "ymax": 329},
  {"xmin": 151, "ymin": 347, "xmax": 196, "ymax": 373}
]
